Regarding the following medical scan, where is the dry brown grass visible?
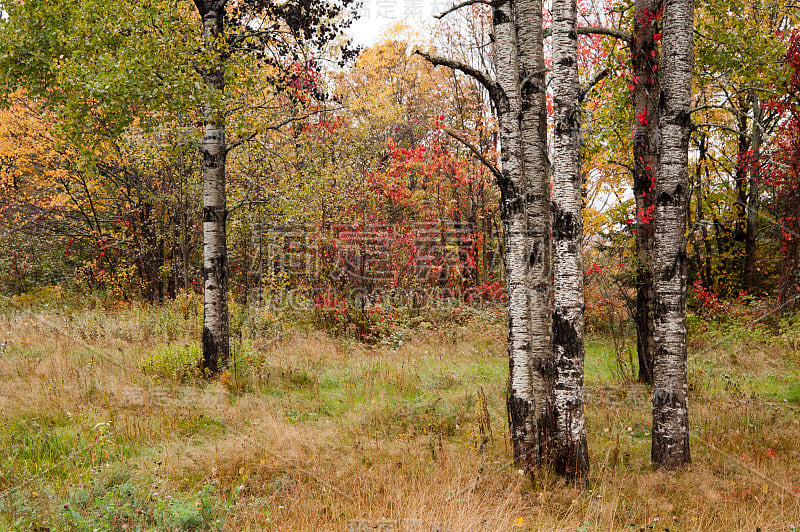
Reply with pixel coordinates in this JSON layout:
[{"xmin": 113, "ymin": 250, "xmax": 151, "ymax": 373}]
[{"xmin": 1, "ymin": 298, "xmax": 799, "ymax": 531}]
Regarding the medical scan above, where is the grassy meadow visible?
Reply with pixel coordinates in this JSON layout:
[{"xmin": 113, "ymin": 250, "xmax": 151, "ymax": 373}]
[{"xmin": 1, "ymin": 290, "xmax": 800, "ymax": 531}]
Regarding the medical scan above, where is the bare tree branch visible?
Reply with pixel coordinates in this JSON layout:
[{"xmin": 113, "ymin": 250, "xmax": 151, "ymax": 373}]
[
  {"xmin": 689, "ymin": 104, "xmax": 742, "ymax": 117},
  {"xmin": 414, "ymin": 50, "xmax": 505, "ymax": 107},
  {"xmin": 226, "ymin": 114, "xmax": 316, "ymax": 153},
  {"xmin": 544, "ymin": 26, "xmax": 633, "ymax": 43},
  {"xmin": 693, "ymin": 122, "xmax": 744, "ymax": 137},
  {"xmin": 435, "ymin": 0, "xmax": 493, "ymax": 19},
  {"xmin": 229, "ymin": 198, "xmax": 272, "ymax": 216},
  {"xmin": 443, "ymin": 128, "xmax": 504, "ymax": 183},
  {"xmin": 579, "ymin": 68, "xmax": 610, "ymax": 102}
]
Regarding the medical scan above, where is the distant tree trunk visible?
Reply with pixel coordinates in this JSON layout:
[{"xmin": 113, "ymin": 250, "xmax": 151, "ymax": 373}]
[
  {"xmin": 196, "ymin": 1, "xmax": 230, "ymax": 375},
  {"xmin": 779, "ymin": 194, "xmax": 800, "ymax": 308},
  {"xmin": 513, "ymin": 0, "xmax": 557, "ymax": 470},
  {"xmin": 551, "ymin": 0, "xmax": 589, "ymax": 479},
  {"xmin": 631, "ymin": 0, "xmax": 660, "ymax": 385},
  {"xmin": 744, "ymin": 93, "xmax": 762, "ymax": 292},
  {"xmin": 651, "ymin": 0, "xmax": 693, "ymax": 469},
  {"xmin": 734, "ymin": 101, "xmax": 750, "ymax": 248},
  {"xmin": 693, "ymin": 133, "xmax": 713, "ymax": 289}
]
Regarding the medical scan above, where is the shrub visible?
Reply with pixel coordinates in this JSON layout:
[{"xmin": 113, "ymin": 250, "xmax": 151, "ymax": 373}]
[{"xmin": 139, "ymin": 343, "xmax": 202, "ymax": 382}]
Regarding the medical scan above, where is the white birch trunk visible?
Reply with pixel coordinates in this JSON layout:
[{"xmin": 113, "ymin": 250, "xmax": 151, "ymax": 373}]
[
  {"xmin": 513, "ymin": 0, "xmax": 557, "ymax": 468},
  {"xmin": 200, "ymin": 6, "xmax": 230, "ymax": 374},
  {"xmin": 552, "ymin": 0, "xmax": 589, "ymax": 479},
  {"xmin": 651, "ymin": 0, "xmax": 693, "ymax": 469},
  {"xmin": 492, "ymin": 0, "xmax": 541, "ymax": 466}
]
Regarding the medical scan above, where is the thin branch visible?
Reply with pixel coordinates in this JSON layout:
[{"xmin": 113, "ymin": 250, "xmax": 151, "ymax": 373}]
[
  {"xmin": 544, "ymin": 26, "xmax": 632, "ymax": 43},
  {"xmin": 443, "ymin": 128, "xmax": 504, "ymax": 183},
  {"xmin": 579, "ymin": 68, "xmax": 610, "ymax": 102},
  {"xmin": 609, "ymin": 159, "xmax": 634, "ymax": 173},
  {"xmin": 414, "ymin": 50, "xmax": 505, "ymax": 107},
  {"xmin": 693, "ymin": 122, "xmax": 744, "ymax": 137},
  {"xmin": 435, "ymin": 0, "xmax": 493, "ymax": 19},
  {"xmin": 226, "ymin": 133, "xmax": 259, "ymax": 154},
  {"xmin": 689, "ymin": 104, "xmax": 742, "ymax": 116},
  {"xmin": 229, "ymin": 199, "xmax": 272, "ymax": 216},
  {"xmin": 226, "ymin": 114, "xmax": 316, "ymax": 153}
]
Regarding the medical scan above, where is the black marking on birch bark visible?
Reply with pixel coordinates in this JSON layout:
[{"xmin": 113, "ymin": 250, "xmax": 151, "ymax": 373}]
[
  {"xmin": 660, "ymin": 250, "xmax": 686, "ymax": 282},
  {"xmin": 203, "ymin": 250, "xmax": 227, "ymax": 276},
  {"xmin": 493, "ymin": 9, "xmax": 510, "ymax": 25},
  {"xmin": 532, "ymin": 282, "xmax": 549, "ymax": 293},
  {"xmin": 533, "ymin": 356, "xmax": 556, "ymax": 379},
  {"xmin": 202, "ymin": 326, "xmax": 221, "ymax": 375},
  {"xmin": 529, "ymin": 242, "xmax": 541, "ymax": 267},
  {"xmin": 507, "ymin": 392, "xmax": 531, "ymax": 465},
  {"xmin": 676, "ymin": 109, "xmax": 692, "ymax": 128},
  {"xmin": 531, "ymin": 405, "xmax": 558, "ymax": 467},
  {"xmin": 552, "ymin": 204, "xmax": 578, "ymax": 240},
  {"xmin": 519, "ymin": 69, "xmax": 544, "ymax": 108},
  {"xmin": 652, "ymin": 385, "xmax": 685, "ymax": 408},
  {"xmin": 554, "ymin": 402, "xmax": 589, "ymax": 481},
  {"xmin": 553, "ymin": 312, "xmax": 579, "ymax": 359},
  {"xmin": 505, "ymin": 193, "xmax": 545, "ymax": 216},
  {"xmin": 556, "ymin": 56, "xmax": 576, "ymax": 68},
  {"xmin": 651, "ymin": 382, "xmax": 691, "ymax": 469},
  {"xmin": 203, "ymin": 207, "xmax": 228, "ymax": 223},
  {"xmin": 636, "ymin": 275, "xmax": 654, "ymax": 382}
]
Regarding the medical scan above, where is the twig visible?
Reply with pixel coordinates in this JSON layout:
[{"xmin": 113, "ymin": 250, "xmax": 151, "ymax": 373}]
[
  {"xmin": 435, "ymin": 0, "xmax": 493, "ymax": 20},
  {"xmin": 443, "ymin": 128, "xmax": 504, "ymax": 184},
  {"xmin": 544, "ymin": 26, "xmax": 633, "ymax": 43}
]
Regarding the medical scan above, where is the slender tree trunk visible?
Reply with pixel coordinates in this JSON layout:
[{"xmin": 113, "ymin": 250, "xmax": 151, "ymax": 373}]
[
  {"xmin": 744, "ymin": 93, "xmax": 762, "ymax": 292},
  {"xmin": 491, "ymin": 0, "xmax": 540, "ymax": 467},
  {"xmin": 651, "ymin": 0, "xmax": 693, "ymax": 469},
  {"xmin": 418, "ymin": 0, "xmax": 556, "ymax": 472},
  {"xmin": 513, "ymin": 0, "xmax": 557, "ymax": 469},
  {"xmin": 551, "ymin": 0, "xmax": 589, "ymax": 479},
  {"xmin": 631, "ymin": 0, "xmax": 660, "ymax": 384},
  {"xmin": 198, "ymin": 4, "xmax": 230, "ymax": 374},
  {"xmin": 694, "ymin": 133, "xmax": 713, "ymax": 289},
  {"xmin": 734, "ymin": 103, "xmax": 750, "ymax": 248}
]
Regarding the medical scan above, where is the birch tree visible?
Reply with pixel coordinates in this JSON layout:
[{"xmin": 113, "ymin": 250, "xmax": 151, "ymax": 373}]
[
  {"xmin": 512, "ymin": 0, "xmax": 557, "ymax": 470},
  {"xmin": 188, "ymin": 0, "xmax": 358, "ymax": 374},
  {"xmin": 551, "ymin": 0, "xmax": 589, "ymax": 478},
  {"xmin": 651, "ymin": 0, "xmax": 693, "ymax": 469},
  {"xmin": 418, "ymin": 0, "xmax": 557, "ymax": 469},
  {"xmin": 0, "ymin": 0, "xmax": 358, "ymax": 373},
  {"xmin": 193, "ymin": 0, "xmax": 230, "ymax": 375}
]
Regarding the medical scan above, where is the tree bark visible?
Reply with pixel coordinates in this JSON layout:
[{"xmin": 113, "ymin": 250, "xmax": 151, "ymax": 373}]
[
  {"xmin": 734, "ymin": 101, "xmax": 750, "ymax": 250},
  {"xmin": 631, "ymin": 0, "xmax": 660, "ymax": 384},
  {"xmin": 198, "ymin": 3, "xmax": 230, "ymax": 375},
  {"xmin": 512, "ymin": 0, "xmax": 557, "ymax": 470},
  {"xmin": 651, "ymin": 0, "xmax": 693, "ymax": 470},
  {"xmin": 418, "ymin": 0, "xmax": 558, "ymax": 473},
  {"xmin": 490, "ymin": 0, "xmax": 542, "ymax": 468},
  {"xmin": 744, "ymin": 93, "xmax": 762, "ymax": 292},
  {"xmin": 551, "ymin": 0, "xmax": 589, "ymax": 479},
  {"xmin": 693, "ymin": 133, "xmax": 713, "ymax": 289}
]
